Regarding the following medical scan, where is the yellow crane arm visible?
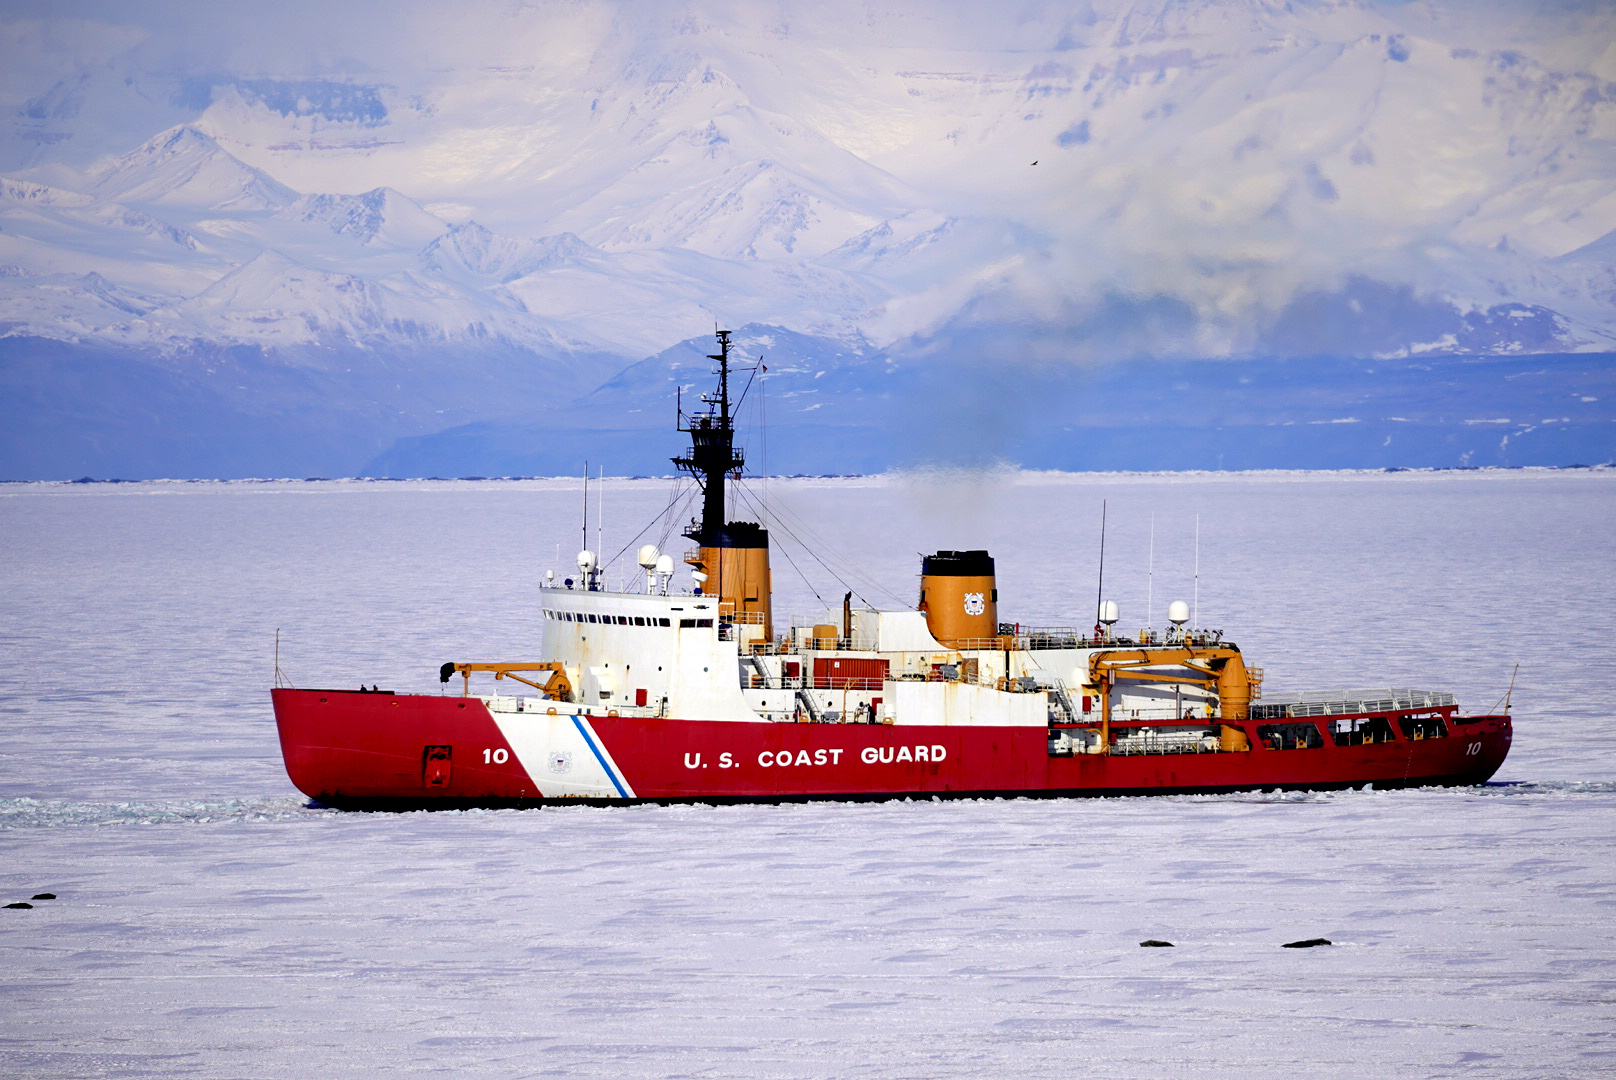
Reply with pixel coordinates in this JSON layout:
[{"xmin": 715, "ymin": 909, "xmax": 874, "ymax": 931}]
[
  {"xmin": 1086, "ymin": 647, "xmax": 1257, "ymax": 753},
  {"xmin": 440, "ymin": 662, "xmax": 573, "ymax": 701},
  {"xmin": 1108, "ymin": 670, "xmax": 1218, "ymax": 687}
]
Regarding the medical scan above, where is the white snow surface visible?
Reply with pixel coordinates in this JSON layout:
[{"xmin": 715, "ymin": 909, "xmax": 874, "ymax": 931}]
[
  {"xmin": 2, "ymin": 1, "xmax": 1616, "ymax": 357},
  {"xmin": 2, "ymin": 468, "xmax": 1615, "ymax": 1077}
]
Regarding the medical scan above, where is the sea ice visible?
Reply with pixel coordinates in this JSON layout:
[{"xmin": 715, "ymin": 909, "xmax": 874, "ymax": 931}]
[{"xmin": 2, "ymin": 469, "xmax": 1613, "ymax": 1078}]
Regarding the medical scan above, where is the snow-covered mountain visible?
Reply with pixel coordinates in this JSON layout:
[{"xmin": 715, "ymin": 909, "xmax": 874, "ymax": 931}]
[
  {"xmin": 90, "ymin": 124, "xmax": 298, "ymax": 211},
  {"xmin": 2, "ymin": 0, "xmax": 1615, "ymax": 478},
  {"xmin": 5, "ymin": 0, "xmax": 1615, "ymax": 360},
  {"xmin": 0, "ymin": 122, "xmax": 887, "ymax": 359}
]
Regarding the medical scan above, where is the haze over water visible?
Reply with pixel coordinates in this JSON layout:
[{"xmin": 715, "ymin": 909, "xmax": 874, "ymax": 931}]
[{"xmin": 2, "ymin": 469, "xmax": 1614, "ymax": 1077}]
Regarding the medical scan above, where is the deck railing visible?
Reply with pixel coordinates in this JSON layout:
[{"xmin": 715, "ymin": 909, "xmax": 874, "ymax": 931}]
[
  {"xmin": 481, "ymin": 696, "xmax": 663, "ymax": 719},
  {"xmin": 1250, "ymin": 688, "xmax": 1456, "ymax": 720},
  {"xmin": 776, "ymin": 626, "xmax": 1229, "ymax": 653}
]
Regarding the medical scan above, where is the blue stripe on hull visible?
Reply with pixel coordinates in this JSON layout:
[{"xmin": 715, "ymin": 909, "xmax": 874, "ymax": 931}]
[{"xmin": 572, "ymin": 715, "xmax": 629, "ymax": 798}]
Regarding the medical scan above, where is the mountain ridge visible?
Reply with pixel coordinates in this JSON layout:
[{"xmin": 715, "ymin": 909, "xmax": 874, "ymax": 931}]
[{"xmin": 2, "ymin": 0, "xmax": 1615, "ymax": 478}]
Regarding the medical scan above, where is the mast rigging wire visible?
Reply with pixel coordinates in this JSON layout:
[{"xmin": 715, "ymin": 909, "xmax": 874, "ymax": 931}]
[
  {"xmin": 600, "ymin": 478, "xmax": 697, "ymax": 577},
  {"xmin": 654, "ymin": 480, "xmax": 699, "ymax": 553},
  {"xmin": 733, "ymin": 478, "xmax": 905, "ymax": 607},
  {"xmin": 732, "ymin": 357, "xmax": 763, "ymax": 413},
  {"xmin": 730, "ymin": 482, "xmax": 880, "ymax": 608},
  {"xmin": 1095, "ymin": 499, "xmax": 1107, "ymax": 631},
  {"xmin": 752, "ymin": 512, "xmax": 827, "ymax": 609}
]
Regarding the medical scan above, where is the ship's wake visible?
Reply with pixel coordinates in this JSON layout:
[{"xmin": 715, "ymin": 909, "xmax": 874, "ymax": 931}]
[{"xmin": 0, "ymin": 795, "xmax": 333, "ymax": 830}]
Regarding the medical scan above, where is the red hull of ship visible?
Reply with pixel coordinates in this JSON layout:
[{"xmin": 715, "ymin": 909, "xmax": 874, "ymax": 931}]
[{"xmin": 272, "ymin": 688, "xmax": 1513, "ymax": 808}]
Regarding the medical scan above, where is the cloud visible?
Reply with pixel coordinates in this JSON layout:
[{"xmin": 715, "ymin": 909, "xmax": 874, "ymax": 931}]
[
  {"xmin": 0, "ymin": 16, "xmax": 147, "ymax": 104},
  {"xmin": 3, "ymin": 0, "xmax": 1612, "ymax": 362}
]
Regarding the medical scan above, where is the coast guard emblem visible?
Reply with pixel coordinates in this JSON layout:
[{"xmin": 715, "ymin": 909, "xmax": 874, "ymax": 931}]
[
  {"xmin": 963, "ymin": 592, "xmax": 986, "ymax": 616},
  {"xmin": 547, "ymin": 751, "xmax": 573, "ymax": 774}
]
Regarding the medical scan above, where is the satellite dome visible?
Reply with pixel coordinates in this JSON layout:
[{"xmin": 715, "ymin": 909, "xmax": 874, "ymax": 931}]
[{"xmin": 1168, "ymin": 600, "xmax": 1190, "ymax": 625}]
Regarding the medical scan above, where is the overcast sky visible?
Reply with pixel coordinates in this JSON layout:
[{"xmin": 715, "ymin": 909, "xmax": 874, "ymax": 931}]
[{"xmin": 5, "ymin": 0, "xmax": 1611, "ymax": 91}]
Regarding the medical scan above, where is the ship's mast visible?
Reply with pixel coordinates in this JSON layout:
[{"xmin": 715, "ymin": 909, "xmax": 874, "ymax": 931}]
[
  {"xmin": 669, "ymin": 329, "xmax": 773, "ymax": 641},
  {"xmin": 672, "ymin": 329, "xmax": 746, "ymax": 543}
]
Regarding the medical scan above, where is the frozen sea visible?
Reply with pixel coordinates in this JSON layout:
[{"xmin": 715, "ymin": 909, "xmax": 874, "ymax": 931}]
[{"xmin": 3, "ymin": 468, "xmax": 1615, "ymax": 1079}]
